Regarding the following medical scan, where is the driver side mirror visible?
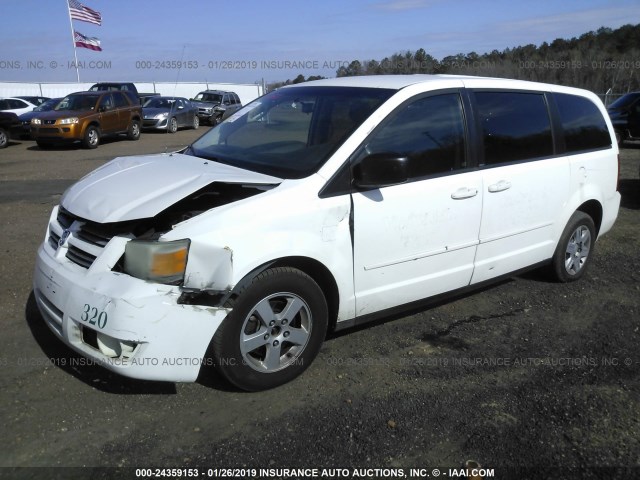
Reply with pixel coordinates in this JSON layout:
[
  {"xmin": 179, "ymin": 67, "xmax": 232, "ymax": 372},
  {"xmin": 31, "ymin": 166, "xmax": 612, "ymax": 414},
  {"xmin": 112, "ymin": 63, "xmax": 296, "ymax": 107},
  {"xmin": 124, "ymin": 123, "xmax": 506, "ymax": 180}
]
[{"xmin": 352, "ymin": 153, "xmax": 409, "ymax": 190}]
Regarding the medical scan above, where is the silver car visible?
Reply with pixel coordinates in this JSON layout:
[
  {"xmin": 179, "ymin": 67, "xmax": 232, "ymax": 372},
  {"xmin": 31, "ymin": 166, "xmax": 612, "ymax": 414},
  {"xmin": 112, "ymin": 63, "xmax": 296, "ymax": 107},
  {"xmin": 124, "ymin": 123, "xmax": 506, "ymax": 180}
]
[
  {"xmin": 191, "ymin": 90, "xmax": 242, "ymax": 125},
  {"xmin": 142, "ymin": 97, "xmax": 199, "ymax": 133}
]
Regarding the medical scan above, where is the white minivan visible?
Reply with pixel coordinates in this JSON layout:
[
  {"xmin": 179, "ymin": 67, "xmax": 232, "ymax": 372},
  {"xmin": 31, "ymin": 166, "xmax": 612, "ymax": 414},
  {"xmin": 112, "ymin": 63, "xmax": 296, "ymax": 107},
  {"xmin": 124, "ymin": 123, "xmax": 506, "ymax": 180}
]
[{"xmin": 33, "ymin": 75, "xmax": 621, "ymax": 391}]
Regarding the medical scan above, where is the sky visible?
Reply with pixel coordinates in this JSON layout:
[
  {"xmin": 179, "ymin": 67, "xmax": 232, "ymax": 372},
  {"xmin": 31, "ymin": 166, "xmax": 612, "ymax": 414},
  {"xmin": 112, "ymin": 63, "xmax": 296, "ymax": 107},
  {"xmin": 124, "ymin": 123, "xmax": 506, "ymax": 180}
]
[{"xmin": 1, "ymin": 0, "xmax": 639, "ymax": 86}]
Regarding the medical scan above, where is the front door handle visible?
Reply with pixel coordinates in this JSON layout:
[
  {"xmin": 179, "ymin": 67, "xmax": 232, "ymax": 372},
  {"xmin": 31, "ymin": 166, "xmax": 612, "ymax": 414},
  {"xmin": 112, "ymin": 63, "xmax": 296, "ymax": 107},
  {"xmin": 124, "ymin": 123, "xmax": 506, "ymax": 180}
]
[
  {"xmin": 451, "ymin": 187, "xmax": 478, "ymax": 200},
  {"xmin": 488, "ymin": 180, "xmax": 512, "ymax": 193}
]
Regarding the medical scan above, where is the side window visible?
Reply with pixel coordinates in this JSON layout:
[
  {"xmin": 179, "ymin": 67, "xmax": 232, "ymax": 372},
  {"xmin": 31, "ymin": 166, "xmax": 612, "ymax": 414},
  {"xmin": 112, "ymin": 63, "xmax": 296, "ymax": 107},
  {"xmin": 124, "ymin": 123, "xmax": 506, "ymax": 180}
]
[
  {"xmin": 99, "ymin": 94, "xmax": 114, "ymax": 110},
  {"xmin": 112, "ymin": 92, "xmax": 128, "ymax": 108},
  {"xmin": 361, "ymin": 93, "xmax": 467, "ymax": 179},
  {"xmin": 554, "ymin": 93, "xmax": 611, "ymax": 152},
  {"xmin": 475, "ymin": 91, "xmax": 553, "ymax": 165}
]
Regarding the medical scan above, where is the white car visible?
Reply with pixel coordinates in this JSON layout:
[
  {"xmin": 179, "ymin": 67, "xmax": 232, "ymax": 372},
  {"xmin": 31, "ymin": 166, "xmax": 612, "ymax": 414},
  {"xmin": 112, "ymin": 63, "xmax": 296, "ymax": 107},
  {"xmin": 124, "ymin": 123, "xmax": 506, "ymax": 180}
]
[
  {"xmin": 33, "ymin": 75, "xmax": 621, "ymax": 391},
  {"xmin": 0, "ymin": 97, "xmax": 38, "ymax": 116}
]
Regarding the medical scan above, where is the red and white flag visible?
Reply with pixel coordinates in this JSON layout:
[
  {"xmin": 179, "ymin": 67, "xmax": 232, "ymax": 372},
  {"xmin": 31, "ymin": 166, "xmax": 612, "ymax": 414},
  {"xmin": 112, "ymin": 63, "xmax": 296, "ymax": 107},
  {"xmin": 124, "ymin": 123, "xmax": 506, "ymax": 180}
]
[
  {"xmin": 68, "ymin": 0, "xmax": 102, "ymax": 26},
  {"xmin": 74, "ymin": 31, "xmax": 102, "ymax": 51}
]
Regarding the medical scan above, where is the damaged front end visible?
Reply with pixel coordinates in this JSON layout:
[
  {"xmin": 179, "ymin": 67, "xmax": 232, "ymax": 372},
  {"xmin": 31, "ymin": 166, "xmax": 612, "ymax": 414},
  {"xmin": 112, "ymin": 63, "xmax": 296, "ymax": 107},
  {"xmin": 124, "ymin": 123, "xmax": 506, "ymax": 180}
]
[
  {"xmin": 55, "ymin": 180, "xmax": 275, "ymax": 296},
  {"xmin": 34, "ymin": 166, "xmax": 280, "ymax": 382}
]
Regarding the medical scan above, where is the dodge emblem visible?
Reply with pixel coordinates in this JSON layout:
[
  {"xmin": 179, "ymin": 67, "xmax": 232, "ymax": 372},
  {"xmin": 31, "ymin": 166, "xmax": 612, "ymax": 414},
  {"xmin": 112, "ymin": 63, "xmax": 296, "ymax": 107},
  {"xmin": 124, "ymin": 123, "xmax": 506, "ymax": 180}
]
[{"xmin": 59, "ymin": 229, "xmax": 71, "ymax": 247}]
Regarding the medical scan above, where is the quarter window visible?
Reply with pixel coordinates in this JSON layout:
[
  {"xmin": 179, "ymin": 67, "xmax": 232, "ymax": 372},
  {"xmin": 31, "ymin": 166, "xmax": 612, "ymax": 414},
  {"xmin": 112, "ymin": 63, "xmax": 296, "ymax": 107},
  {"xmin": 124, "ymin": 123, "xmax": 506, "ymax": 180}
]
[
  {"xmin": 475, "ymin": 92, "xmax": 553, "ymax": 165},
  {"xmin": 554, "ymin": 93, "xmax": 611, "ymax": 152},
  {"xmin": 113, "ymin": 92, "xmax": 128, "ymax": 108},
  {"xmin": 362, "ymin": 93, "xmax": 467, "ymax": 179}
]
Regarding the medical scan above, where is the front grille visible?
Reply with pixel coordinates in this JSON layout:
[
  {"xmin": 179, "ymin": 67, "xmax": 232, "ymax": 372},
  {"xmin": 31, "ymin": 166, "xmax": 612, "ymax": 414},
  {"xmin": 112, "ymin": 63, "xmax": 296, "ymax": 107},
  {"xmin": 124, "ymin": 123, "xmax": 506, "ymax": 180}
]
[
  {"xmin": 44, "ymin": 119, "xmax": 56, "ymax": 125},
  {"xmin": 66, "ymin": 245, "xmax": 97, "ymax": 269},
  {"xmin": 52, "ymin": 207, "xmax": 135, "ymax": 270},
  {"xmin": 48, "ymin": 231, "xmax": 61, "ymax": 250},
  {"xmin": 57, "ymin": 209, "xmax": 74, "ymax": 229},
  {"xmin": 143, "ymin": 119, "xmax": 158, "ymax": 126},
  {"xmin": 39, "ymin": 128, "xmax": 59, "ymax": 134},
  {"xmin": 75, "ymin": 223, "xmax": 113, "ymax": 247}
]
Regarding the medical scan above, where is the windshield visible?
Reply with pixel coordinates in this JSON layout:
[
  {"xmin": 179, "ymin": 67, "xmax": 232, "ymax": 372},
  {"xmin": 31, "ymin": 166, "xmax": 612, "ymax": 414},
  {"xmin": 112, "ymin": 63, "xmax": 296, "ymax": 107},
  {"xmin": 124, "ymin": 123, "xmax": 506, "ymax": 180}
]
[
  {"xmin": 55, "ymin": 95, "xmax": 100, "ymax": 111},
  {"xmin": 144, "ymin": 97, "xmax": 175, "ymax": 108},
  {"xmin": 608, "ymin": 93, "xmax": 640, "ymax": 109},
  {"xmin": 188, "ymin": 86, "xmax": 394, "ymax": 179},
  {"xmin": 36, "ymin": 98, "xmax": 61, "ymax": 112},
  {"xmin": 194, "ymin": 93, "xmax": 223, "ymax": 103}
]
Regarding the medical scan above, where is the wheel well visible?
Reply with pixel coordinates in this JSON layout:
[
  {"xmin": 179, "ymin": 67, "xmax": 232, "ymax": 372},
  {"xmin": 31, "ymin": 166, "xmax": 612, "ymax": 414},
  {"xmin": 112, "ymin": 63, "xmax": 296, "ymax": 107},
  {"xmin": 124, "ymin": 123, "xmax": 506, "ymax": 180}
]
[
  {"xmin": 84, "ymin": 122, "xmax": 100, "ymax": 135},
  {"xmin": 577, "ymin": 200, "xmax": 603, "ymax": 236},
  {"xmin": 265, "ymin": 257, "xmax": 340, "ymax": 332}
]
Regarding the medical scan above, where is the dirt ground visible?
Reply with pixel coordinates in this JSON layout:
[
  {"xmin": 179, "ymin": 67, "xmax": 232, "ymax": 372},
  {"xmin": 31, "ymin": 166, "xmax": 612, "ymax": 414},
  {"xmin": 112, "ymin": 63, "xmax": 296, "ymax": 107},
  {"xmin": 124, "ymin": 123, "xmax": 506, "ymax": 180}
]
[{"xmin": 0, "ymin": 129, "xmax": 638, "ymax": 480}]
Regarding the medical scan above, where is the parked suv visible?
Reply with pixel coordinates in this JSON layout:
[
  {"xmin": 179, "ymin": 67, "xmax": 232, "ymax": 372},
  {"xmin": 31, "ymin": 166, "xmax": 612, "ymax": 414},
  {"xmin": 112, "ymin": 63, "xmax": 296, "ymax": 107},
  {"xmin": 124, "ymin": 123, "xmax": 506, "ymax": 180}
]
[
  {"xmin": 31, "ymin": 91, "xmax": 142, "ymax": 149},
  {"xmin": 34, "ymin": 76, "xmax": 620, "ymax": 391},
  {"xmin": 607, "ymin": 92, "xmax": 640, "ymax": 145},
  {"xmin": 191, "ymin": 90, "xmax": 241, "ymax": 125}
]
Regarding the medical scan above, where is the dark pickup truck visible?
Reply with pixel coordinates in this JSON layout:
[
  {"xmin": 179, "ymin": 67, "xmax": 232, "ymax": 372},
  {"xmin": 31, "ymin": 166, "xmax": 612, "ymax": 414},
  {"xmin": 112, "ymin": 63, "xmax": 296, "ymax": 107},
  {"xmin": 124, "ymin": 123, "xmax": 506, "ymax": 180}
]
[{"xmin": 89, "ymin": 82, "xmax": 159, "ymax": 105}]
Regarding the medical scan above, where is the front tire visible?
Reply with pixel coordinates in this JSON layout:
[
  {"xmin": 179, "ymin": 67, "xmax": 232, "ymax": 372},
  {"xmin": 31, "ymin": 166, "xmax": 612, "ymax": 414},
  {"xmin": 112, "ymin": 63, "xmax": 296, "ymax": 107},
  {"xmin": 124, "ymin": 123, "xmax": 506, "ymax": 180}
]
[
  {"xmin": 82, "ymin": 125, "xmax": 99, "ymax": 149},
  {"xmin": 211, "ymin": 267, "xmax": 328, "ymax": 391},
  {"xmin": 167, "ymin": 117, "xmax": 178, "ymax": 134},
  {"xmin": 551, "ymin": 211, "xmax": 596, "ymax": 282}
]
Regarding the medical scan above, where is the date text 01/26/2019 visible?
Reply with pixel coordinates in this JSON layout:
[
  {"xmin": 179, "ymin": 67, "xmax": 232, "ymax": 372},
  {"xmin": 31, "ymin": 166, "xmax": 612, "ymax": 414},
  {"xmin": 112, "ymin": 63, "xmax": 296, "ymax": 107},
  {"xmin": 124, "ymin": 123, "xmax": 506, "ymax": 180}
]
[{"xmin": 134, "ymin": 60, "xmax": 351, "ymax": 70}]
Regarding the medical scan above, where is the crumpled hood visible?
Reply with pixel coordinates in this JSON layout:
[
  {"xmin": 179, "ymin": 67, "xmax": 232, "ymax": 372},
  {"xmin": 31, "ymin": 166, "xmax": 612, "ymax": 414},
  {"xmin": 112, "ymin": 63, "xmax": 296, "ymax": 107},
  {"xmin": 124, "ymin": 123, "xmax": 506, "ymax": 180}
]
[
  {"xmin": 191, "ymin": 100, "xmax": 219, "ymax": 109},
  {"xmin": 61, "ymin": 153, "xmax": 281, "ymax": 223}
]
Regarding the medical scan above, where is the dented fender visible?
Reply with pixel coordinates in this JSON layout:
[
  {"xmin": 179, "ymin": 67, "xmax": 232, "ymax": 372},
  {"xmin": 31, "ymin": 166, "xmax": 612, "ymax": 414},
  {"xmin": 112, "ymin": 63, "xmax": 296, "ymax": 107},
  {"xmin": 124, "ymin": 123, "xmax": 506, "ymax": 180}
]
[{"xmin": 183, "ymin": 241, "xmax": 234, "ymax": 291}]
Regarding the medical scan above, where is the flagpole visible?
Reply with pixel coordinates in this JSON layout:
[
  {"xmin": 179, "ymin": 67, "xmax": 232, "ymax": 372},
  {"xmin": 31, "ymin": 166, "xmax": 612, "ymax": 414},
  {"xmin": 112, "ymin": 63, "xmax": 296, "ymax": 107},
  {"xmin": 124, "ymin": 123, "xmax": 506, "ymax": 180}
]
[{"xmin": 66, "ymin": 0, "xmax": 80, "ymax": 82}]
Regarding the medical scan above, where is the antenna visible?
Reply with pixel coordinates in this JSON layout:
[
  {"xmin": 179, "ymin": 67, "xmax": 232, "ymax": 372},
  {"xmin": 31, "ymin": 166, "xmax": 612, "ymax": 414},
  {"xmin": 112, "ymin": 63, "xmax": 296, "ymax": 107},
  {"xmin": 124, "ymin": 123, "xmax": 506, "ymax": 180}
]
[{"xmin": 163, "ymin": 44, "xmax": 187, "ymax": 140}]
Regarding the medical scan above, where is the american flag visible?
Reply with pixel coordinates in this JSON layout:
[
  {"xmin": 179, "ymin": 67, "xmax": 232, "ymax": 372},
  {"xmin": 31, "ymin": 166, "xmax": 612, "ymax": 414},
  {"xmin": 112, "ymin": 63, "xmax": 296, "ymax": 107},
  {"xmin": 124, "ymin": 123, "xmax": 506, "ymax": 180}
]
[
  {"xmin": 68, "ymin": 0, "xmax": 102, "ymax": 26},
  {"xmin": 74, "ymin": 31, "xmax": 102, "ymax": 51}
]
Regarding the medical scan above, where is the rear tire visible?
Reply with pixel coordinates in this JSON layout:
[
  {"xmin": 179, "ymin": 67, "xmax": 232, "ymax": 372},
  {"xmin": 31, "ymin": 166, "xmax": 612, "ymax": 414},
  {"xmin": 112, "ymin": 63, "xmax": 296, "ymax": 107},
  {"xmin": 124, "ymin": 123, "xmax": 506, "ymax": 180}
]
[
  {"xmin": 127, "ymin": 119, "xmax": 141, "ymax": 140},
  {"xmin": 211, "ymin": 267, "xmax": 328, "ymax": 391},
  {"xmin": 192, "ymin": 115, "xmax": 199, "ymax": 130},
  {"xmin": 0, "ymin": 128, "xmax": 8, "ymax": 148},
  {"xmin": 550, "ymin": 211, "xmax": 596, "ymax": 282}
]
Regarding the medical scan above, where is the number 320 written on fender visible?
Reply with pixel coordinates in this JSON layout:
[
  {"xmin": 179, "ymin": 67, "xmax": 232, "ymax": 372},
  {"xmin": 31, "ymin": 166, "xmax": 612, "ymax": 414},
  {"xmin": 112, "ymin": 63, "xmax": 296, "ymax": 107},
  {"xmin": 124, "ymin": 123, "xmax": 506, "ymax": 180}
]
[{"xmin": 80, "ymin": 304, "xmax": 108, "ymax": 329}]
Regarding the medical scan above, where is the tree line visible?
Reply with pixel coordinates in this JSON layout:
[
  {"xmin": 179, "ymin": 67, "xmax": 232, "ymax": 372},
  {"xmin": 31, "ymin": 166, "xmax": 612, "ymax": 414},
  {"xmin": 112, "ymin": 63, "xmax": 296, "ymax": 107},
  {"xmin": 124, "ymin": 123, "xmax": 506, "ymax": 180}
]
[{"xmin": 271, "ymin": 24, "xmax": 640, "ymax": 95}]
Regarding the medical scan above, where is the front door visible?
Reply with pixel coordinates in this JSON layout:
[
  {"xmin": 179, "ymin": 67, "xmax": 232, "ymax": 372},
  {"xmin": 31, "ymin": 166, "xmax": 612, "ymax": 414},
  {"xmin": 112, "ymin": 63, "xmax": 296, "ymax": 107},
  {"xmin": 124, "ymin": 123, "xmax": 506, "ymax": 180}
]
[
  {"xmin": 351, "ymin": 92, "xmax": 483, "ymax": 316},
  {"xmin": 97, "ymin": 93, "xmax": 119, "ymax": 134}
]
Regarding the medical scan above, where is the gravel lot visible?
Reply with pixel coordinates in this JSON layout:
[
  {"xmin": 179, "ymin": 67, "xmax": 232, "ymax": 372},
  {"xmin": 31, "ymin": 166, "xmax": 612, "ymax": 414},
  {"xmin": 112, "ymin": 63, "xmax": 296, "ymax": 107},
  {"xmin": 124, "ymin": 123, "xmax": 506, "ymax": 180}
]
[{"xmin": 0, "ymin": 131, "xmax": 638, "ymax": 480}]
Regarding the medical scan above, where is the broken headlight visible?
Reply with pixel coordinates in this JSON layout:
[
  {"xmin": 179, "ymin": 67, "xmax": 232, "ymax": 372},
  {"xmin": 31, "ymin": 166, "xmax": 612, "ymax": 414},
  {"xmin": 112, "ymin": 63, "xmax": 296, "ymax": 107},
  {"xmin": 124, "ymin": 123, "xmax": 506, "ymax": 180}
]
[{"xmin": 124, "ymin": 239, "xmax": 190, "ymax": 285}]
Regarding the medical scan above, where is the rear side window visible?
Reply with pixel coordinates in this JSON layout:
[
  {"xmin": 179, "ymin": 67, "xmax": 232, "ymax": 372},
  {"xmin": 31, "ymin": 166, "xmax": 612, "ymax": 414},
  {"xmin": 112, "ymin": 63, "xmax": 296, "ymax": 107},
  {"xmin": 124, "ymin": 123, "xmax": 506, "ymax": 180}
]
[
  {"xmin": 554, "ymin": 93, "xmax": 611, "ymax": 153},
  {"xmin": 113, "ymin": 92, "xmax": 128, "ymax": 108},
  {"xmin": 363, "ymin": 93, "xmax": 467, "ymax": 179},
  {"xmin": 475, "ymin": 91, "xmax": 553, "ymax": 165}
]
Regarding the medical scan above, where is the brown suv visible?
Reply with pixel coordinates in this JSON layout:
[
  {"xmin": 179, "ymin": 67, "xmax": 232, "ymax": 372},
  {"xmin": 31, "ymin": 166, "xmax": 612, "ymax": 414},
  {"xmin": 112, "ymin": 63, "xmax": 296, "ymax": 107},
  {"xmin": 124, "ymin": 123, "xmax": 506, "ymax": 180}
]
[{"xmin": 31, "ymin": 91, "xmax": 142, "ymax": 149}]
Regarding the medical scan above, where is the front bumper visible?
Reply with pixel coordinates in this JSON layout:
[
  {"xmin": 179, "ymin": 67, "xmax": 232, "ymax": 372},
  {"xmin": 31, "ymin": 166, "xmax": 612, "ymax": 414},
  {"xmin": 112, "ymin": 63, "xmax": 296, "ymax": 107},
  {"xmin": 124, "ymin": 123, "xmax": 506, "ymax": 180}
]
[
  {"xmin": 32, "ymin": 208, "xmax": 229, "ymax": 382},
  {"xmin": 142, "ymin": 117, "xmax": 169, "ymax": 130},
  {"xmin": 31, "ymin": 123, "xmax": 83, "ymax": 142}
]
